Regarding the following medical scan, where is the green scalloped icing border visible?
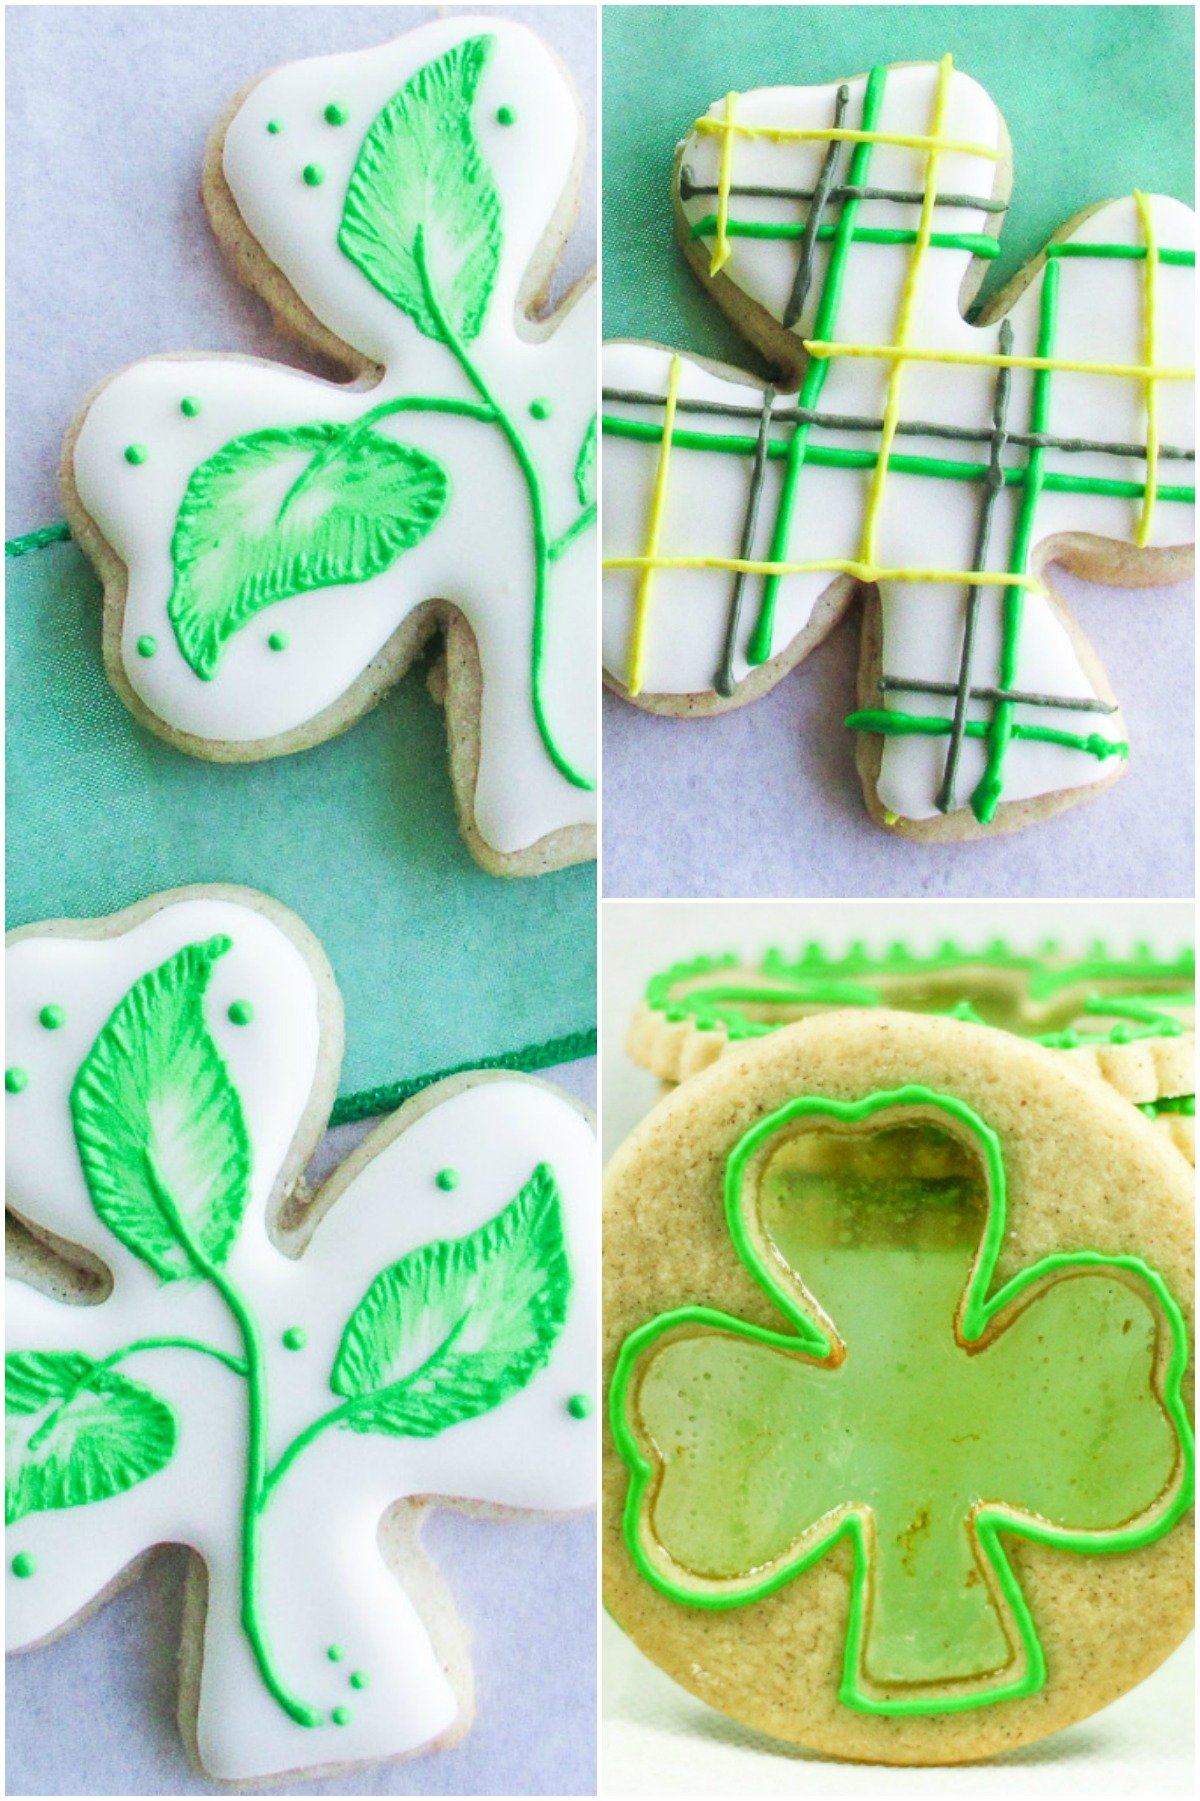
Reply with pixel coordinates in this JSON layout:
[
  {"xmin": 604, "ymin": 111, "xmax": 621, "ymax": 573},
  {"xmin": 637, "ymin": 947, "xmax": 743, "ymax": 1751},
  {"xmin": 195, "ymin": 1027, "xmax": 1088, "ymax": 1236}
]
[{"xmin": 645, "ymin": 942, "xmax": 1194, "ymax": 1053}]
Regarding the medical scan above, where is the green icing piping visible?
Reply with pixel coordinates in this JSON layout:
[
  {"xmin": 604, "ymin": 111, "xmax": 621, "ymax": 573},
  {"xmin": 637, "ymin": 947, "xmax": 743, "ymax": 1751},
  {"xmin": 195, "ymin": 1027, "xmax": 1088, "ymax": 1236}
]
[{"xmin": 644, "ymin": 943, "xmax": 1193, "ymax": 1052}]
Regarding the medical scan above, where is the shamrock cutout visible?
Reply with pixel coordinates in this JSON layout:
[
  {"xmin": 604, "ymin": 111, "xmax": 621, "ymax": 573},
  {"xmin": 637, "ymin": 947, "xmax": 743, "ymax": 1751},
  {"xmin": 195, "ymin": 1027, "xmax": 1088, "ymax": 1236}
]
[
  {"xmin": 602, "ymin": 57, "xmax": 1196, "ymax": 835},
  {"xmin": 611, "ymin": 1086, "xmax": 1193, "ymax": 1712},
  {"xmin": 68, "ymin": 18, "xmax": 596, "ymax": 874},
  {"xmin": 5, "ymin": 891, "xmax": 595, "ymax": 1781}
]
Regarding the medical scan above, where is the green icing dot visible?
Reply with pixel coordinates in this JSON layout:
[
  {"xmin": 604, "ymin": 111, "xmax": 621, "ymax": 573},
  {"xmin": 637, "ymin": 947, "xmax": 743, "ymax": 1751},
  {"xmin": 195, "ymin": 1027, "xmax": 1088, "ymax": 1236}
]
[
  {"xmin": 227, "ymin": 1000, "xmax": 254, "ymax": 1026},
  {"xmin": 267, "ymin": 630, "xmax": 289, "ymax": 652},
  {"xmin": 435, "ymin": 1168, "xmax": 459, "ymax": 1192},
  {"xmin": 136, "ymin": 635, "xmax": 158, "ymax": 659},
  {"xmin": 529, "ymin": 398, "xmax": 552, "ymax": 421},
  {"xmin": 38, "ymin": 1005, "xmax": 66, "ymax": 1030},
  {"xmin": 349, "ymin": 1670, "xmax": 369, "ymax": 1691},
  {"xmin": 332, "ymin": 1706, "xmax": 351, "ymax": 1727},
  {"xmin": 567, "ymin": 1393, "xmax": 593, "ymax": 1420},
  {"xmin": 282, "ymin": 1327, "xmax": 307, "ymax": 1352},
  {"xmin": 303, "ymin": 163, "xmax": 326, "ymax": 187},
  {"xmin": 180, "ymin": 396, "xmax": 202, "ymax": 418},
  {"xmin": 327, "ymin": 1644, "xmax": 345, "ymax": 1663},
  {"xmin": 324, "ymin": 102, "xmax": 349, "ymax": 126},
  {"xmin": 5, "ymin": 1068, "xmax": 29, "ymax": 1094},
  {"xmin": 11, "ymin": 1552, "xmax": 37, "ymax": 1579},
  {"xmin": 266, "ymin": 119, "xmax": 282, "ymax": 135},
  {"xmin": 497, "ymin": 105, "xmax": 517, "ymax": 126},
  {"xmin": 124, "ymin": 443, "xmax": 147, "ymax": 465}
]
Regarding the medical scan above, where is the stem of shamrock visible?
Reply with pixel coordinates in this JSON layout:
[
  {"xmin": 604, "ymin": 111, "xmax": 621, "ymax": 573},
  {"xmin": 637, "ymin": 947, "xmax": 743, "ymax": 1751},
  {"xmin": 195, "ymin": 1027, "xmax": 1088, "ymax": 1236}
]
[
  {"xmin": 259, "ymin": 1312, "xmax": 474, "ymax": 1507},
  {"xmin": 145, "ymin": 1156, "xmax": 323, "ymax": 1729},
  {"xmin": 274, "ymin": 395, "xmax": 497, "ymax": 523},
  {"xmin": 413, "ymin": 227, "xmax": 594, "ymax": 793}
]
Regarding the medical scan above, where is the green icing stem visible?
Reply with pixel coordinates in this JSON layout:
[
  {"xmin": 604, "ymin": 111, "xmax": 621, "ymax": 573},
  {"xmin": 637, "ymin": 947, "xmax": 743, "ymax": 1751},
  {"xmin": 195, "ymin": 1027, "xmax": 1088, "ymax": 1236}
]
[
  {"xmin": 600, "ymin": 415, "xmax": 1194, "ymax": 505},
  {"xmin": 749, "ymin": 63, "xmax": 887, "ymax": 666},
  {"xmin": 610, "ymin": 1087, "xmax": 1194, "ymax": 1714},
  {"xmin": 689, "ymin": 215, "xmax": 1001, "ymax": 259},
  {"xmin": 410, "ymin": 231, "xmax": 592, "ymax": 792},
  {"xmin": 139, "ymin": 1160, "xmax": 325, "ymax": 1728}
]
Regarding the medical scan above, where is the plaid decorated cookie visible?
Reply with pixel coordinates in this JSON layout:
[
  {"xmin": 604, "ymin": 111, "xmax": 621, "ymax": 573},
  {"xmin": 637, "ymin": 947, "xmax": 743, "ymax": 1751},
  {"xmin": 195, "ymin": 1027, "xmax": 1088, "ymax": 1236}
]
[{"xmin": 602, "ymin": 58, "xmax": 1195, "ymax": 839}]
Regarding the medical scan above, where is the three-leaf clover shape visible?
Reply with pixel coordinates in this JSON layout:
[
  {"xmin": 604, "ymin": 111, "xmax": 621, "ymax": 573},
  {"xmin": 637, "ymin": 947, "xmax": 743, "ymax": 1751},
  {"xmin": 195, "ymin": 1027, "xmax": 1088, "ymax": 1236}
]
[
  {"xmin": 611, "ymin": 1086, "xmax": 1193, "ymax": 1712},
  {"xmin": 71, "ymin": 19, "xmax": 596, "ymax": 868},
  {"xmin": 5, "ymin": 893, "xmax": 595, "ymax": 1782},
  {"xmin": 601, "ymin": 58, "xmax": 1195, "ymax": 832}
]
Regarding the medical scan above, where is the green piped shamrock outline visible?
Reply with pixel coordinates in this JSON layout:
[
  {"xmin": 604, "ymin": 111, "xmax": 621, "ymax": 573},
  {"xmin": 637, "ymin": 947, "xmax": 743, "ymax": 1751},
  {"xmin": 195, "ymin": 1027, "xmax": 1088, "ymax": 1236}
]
[
  {"xmin": 609, "ymin": 1084, "xmax": 1195, "ymax": 1716},
  {"xmin": 6, "ymin": 934, "xmax": 574, "ymax": 1730},
  {"xmin": 165, "ymin": 32, "xmax": 595, "ymax": 792}
]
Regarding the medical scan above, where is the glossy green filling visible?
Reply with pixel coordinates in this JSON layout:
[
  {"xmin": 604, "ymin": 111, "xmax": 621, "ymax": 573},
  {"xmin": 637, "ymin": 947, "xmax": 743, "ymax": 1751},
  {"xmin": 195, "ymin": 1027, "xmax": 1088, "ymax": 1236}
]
[{"xmin": 635, "ymin": 1121, "xmax": 1175, "ymax": 1689}]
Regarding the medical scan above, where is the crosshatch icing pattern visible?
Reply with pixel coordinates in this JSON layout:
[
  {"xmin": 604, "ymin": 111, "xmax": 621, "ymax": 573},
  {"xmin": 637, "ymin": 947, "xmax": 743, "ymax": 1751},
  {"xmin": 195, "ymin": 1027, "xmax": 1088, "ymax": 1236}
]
[{"xmin": 602, "ymin": 58, "xmax": 1196, "ymax": 829}]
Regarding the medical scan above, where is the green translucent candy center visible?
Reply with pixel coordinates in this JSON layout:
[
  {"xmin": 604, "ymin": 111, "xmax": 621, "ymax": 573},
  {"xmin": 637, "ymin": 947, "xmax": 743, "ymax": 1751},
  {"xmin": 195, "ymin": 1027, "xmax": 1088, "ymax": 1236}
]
[{"xmin": 636, "ymin": 1119, "xmax": 1175, "ymax": 1690}]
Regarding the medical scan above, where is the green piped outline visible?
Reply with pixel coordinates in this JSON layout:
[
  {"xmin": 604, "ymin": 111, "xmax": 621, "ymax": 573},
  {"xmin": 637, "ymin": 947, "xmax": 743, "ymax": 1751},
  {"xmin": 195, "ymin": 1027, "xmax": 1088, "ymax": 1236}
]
[
  {"xmin": 609, "ymin": 1084, "xmax": 1194, "ymax": 1716},
  {"xmin": 645, "ymin": 941, "xmax": 1193, "ymax": 1051}
]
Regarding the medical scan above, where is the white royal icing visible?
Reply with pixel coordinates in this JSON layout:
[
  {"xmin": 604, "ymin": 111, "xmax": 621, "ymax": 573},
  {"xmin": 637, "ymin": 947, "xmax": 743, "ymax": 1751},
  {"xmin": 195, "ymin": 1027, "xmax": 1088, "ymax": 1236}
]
[
  {"xmin": 5, "ymin": 892, "xmax": 597, "ymax": 1782},
  {"xmin": 602, "ymin": 61, "xmax": 1195, "ymax": 824},
  {"xmin": 72, "ymin": 16, "xmax": 596, "ymax": 862}
]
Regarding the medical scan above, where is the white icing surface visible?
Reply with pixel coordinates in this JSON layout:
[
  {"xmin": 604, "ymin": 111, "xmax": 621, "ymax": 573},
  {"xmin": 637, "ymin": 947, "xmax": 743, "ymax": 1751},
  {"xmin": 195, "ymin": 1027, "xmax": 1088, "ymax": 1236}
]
[
  {"xmin": 5, "ymin": 894, "xmax": 597, "ymax": 1782},
  {"xmin": 72, "ymin": 16, "xmax": 596, "ymax": 859},
  {"xmin": 601, "ymin": 62, "xmax": 1195, "ymax": 822}
]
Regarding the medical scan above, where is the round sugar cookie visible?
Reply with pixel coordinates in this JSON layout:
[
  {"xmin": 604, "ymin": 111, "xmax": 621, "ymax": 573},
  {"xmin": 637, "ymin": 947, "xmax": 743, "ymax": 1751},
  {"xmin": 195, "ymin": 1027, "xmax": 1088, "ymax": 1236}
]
[{"xmin": 604, "ymin": 1010, "xmax": 1194, "ymax": 1765}]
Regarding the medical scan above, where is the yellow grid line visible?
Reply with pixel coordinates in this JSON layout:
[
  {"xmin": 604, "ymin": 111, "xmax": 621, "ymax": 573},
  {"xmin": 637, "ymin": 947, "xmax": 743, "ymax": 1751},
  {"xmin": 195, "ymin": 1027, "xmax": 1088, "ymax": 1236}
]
[
  {"xmin": 859, "ymin": 54, "xmax": 953, "ymax": 565},
  {"xmin": 604, "ymin": 555, "xmax": 1044, "ymax": 592},
  {"xmin": 802, "ymin": 341, "xmax": 1192, "ymax": 381},
  {"xmin": 1134, "ymin": 190, "xmax": 1160, "ymax": 547},
  {"xmin": 626, "ymin": 353, "xmax": 682, "ymax": 696},
  {"xmin": 693, "ymin": 117, "xmax": 1001, "ymax": 160},
  {"xmin": 710, "ymin": 91, "xmax": 739, "ymax": 275}
]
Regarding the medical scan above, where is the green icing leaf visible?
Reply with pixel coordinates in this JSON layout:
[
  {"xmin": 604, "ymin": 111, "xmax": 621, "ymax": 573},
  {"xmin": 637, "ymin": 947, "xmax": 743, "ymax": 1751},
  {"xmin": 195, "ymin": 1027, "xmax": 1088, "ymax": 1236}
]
[
  {"xmin": 5, "ymin": 1350, "xmax": 177, "ymax": 1525},
  {"xmin": 574, "ymin": 414, "xmax": 597, "ymax": 508},
  {"xmin": 337, "ymin": 34, "xmax": 502, "ymax": 343},
  {"xmin": 70, "ymin": 937, "xmax": 251, "ymax": 1282},
  {"xmin": 330, "ymin": 1163, "xmax": 571, "ymax": 1436},
  {"xmin": 168, "ymin": 424, "xmax": 450, "ymax": 678}
]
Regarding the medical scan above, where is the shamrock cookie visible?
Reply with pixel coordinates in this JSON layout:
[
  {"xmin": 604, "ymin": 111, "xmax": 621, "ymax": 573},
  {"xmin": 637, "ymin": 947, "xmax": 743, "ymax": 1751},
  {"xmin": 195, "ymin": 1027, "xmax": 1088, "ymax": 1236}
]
[
  {"xmin": 6, "ymin": 886, "xmax": 596, "ymax": 1783},
  {"xmin": 604, "ymin": 1010, "xmax": 1194, "ymax": 1764},
  {"xmin": 602, "ymin": 57, "xmax": 1195, "ymax": 838},
  {"xmin": 64, "ymin": 17, "xmax": 597, "ymax": 877},
  {"xmin": 629, "ymin": 941, "xmax": 1195, "ymax": 1153}
]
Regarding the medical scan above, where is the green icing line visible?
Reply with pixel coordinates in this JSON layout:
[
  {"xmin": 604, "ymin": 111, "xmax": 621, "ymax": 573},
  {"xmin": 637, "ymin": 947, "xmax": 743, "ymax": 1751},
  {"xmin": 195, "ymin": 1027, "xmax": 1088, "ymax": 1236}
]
[
  {"xmin": 844, "ymin": 707, "xmax": 1127, "ymax": 764},
  {"xmin": 644, "ymin": 945, "xmax": 1193, "ymax": 1051},
  {"xmin": 689, "ymin": 214, "xmax": 1001, "ymax": 258},
  {"xmin": 1048, "ymin": 242, "xmax": 1194, "ymax": 266},
  {"xmin": 610, "ymin": 1086, "xmax": 1194, "ymax": 1714},
  {"xmin": 1139, "ymin": 1095, "xmax": 1195, "ymax": 1118},
  {"xmin": 600, "ymin": 415, "xmax": 1193, "ymax": 504}
]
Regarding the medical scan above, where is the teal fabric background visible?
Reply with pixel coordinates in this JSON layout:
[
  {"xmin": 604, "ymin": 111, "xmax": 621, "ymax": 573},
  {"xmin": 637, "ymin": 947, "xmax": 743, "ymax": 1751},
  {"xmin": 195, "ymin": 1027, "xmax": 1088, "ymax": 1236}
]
[
  {"xmin": 603, "ymin": 4, "xmax": 1196, "ymax": 378},
  {"xmin": 5, "ymin": 535, "xmax": 596, "ymax": 1118}
]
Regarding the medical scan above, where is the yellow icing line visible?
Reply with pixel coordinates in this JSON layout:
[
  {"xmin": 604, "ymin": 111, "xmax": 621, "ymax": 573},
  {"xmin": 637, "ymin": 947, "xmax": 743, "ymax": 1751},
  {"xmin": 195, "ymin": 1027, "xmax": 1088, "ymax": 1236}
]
[
  {"xmin": 1134, "ymin": 191, "xmax": 1160, "ymax": 547},
  {"xmin": 803, "ymin": 342, "xmax": 1193, "ymax": 381},
  {"xmin": 693, "ymin": 115, "xmax": 1000, "ymax": 162},
  {"xmin": 604, "ymin": 555, "xmax": 1044, "ymax": 591},
  {"xmin": 710, "ymin": 92, "xmax": 738, "ymax": 275},
  {"xmin": 859, "ymin": 54, "xmax": 953, "ymax": 566},
  {"xmin": 627, "ymin": 353, "xmax": 682, "ymax": 696}
]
